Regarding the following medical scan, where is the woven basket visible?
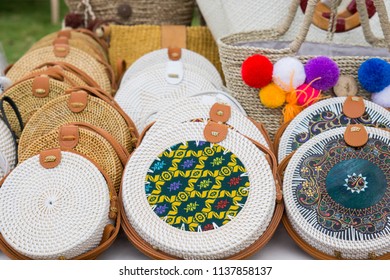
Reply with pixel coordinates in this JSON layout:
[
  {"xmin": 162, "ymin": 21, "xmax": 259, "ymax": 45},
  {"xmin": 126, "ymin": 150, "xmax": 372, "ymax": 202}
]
[
  {"xmin": 276, "ymin": 97, "xmax": 390, "ymax": 162},
  {"xmin": 18, "ymin": 86, "xmax": 138, "ymax": 155},
  {"xmin": 145, "ymin": 95, "xmax": 272, "ymax": 150},
  {"xmin": 0, "ymin": 149, "xmax": 120, "ymax": 260},
  {"xmin": 1, "ymin": 64, "xmax": 100, "ymax": 134},
  {"xmin": 29, "ymin": 29, "xmax": 108, "ymax": 62},
  {"xmin": 6, "ymin": 44, "xmax": 115, "ymax": 93},
  {"xmin": 120, "ymin": 48, "xmax": 223, "ymax": 88},
  {"xmin": 282, "ymin": 126, "xmax": 390, "ymax": 259},
  {"xmin": 114, "ymin": 66, "xmax": 217, "ymax": 132},
  {"xmin": 108, "ymin": 25, "xmax": 223, "ymax": 77},
  {"xmin": 121, "ymin": 120, "xmax": 282, "ymax": 259},
  {"xmin": 65, "ymin": 0, "xmax": 195, "ymax": 26},
  {"xmin": 0, "ymin": 151, "xmax": 9, "ymax": 179},
  {"xmin": 19, "ymin": 122, "xmax": 129, "ymax": 193},
  {"xmin": 218, "ymin": 0, "xmax": 390, "ymax": 138}
]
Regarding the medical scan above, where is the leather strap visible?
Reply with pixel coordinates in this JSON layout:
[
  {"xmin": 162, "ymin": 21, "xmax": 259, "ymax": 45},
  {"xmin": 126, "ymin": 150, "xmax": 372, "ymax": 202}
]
[
  {"xmin": 3, "ymin": 64, "xmax": 13, "ymax": 75},
  {"xmin": 161, "ymin": 25, "xmax": 187, "ymax": 49},
  {"xmin": 115, "ymin": 59, "xmax": 127, "ymax": 87}
]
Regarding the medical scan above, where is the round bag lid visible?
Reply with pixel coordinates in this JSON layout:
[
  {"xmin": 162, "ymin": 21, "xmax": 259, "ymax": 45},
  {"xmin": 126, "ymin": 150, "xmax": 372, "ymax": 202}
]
[
  {"xmin": 0, "ymin": 150, "xmax": 110, "ymax": 259},
  {"xmin": 0, "ymin": 151, "xmax": 10, "ymax": 179},
  {"xmin": 115, "ymin": 68, "xmax": 217, "ymax": 132},
  {"xmin": 122, "ymin": 122, "xmax": 277, "ymax": 259},
  {"xmin": 0, "ymin": 119, "xmax": 16, "ymax": 170},
  {"xmin": 283, "ymin": 126, "xmax": 390, "ymax": 259},
  {"xmin": 144, "ymin": 95, "xmax": 269, "ymax": 149},
  {"xmin": 278, "ymin": 97, "xmax": 390, "ymax": 162},
  {"xmin": 120, "ymin": 48, "xmax": 222, "ymax": 87}
]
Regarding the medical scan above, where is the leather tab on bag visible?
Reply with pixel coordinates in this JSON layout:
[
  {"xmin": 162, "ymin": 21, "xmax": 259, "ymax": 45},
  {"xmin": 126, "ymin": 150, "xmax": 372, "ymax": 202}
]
[
  {"xmin": 168, "ymin": 47, "xmax": 182, "ymax": 61},
  {"xmin": 32, "ymin": 76, "xmax": 50, "ymax": 98},
  {"xmin": 343, "ymin": 96, "xmax": 365, "ymax": 119},
  {"xmin": 67, "ymin": 90, "xmax": 88, "ymax": 113},
  {"xmin": 161, "ymin": 25, "xmax": 186, "ymax": 49},
  {"xmin": 59, "ymin": 125, "xmax": 79, "ymax": 149},
  {"xmin": 344, "ymin": 124, "xmax": 368, "ymax": 147},
  {"xmin": 53, "ymin": 43, "xmax": 69, "ymax": 58},
  {"xmin": 40, "ymin": 148, "xmax": 62, "ymax": 169},
  {"xmin": 210, "ymin": 103, "xmax": 231, "ymax": 123},
  {"xmin": 204, "ymin": 121, "xmax": 228, "ymax": 143},
  {"xmin": 52, "ymin": 36, "xmax": 69, "ymax": 46},
  {"xmin": 57, "ymin": 29, "xmax": 71, "ymax": 39}
]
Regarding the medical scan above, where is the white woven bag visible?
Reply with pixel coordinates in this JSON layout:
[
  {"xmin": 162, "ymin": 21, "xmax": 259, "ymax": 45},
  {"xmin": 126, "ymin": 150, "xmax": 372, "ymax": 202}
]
[
  {"xmin": 115, "ymin": 67, "xmax": 217, "ymax": 132},
  {"xmin": 0, "ymin": 151, "xmax": 10, "ymax": 179},
  {"xmin": 120, "ymin": 48, "xmax": 223, "ymax": 88},
  {"xmin": 283, "ymin": 126, "xmax": 390, "ymax": 259},
  {"xmin": 0, "ymin": 149, "xmax": 112, "ymax": 259},
  {"xmin": 121, "ymin": 105, "xmax": 282, "ymax": 259},
  {"xmin": 197, "ymin": 0, "xmax": 390, "ymax": 45},
  {"xmin": 277, "ymin": 97, "xmax": 390, "ymax": 162},
  {"xmin": 144, "ymin": 95, "xmax": 271, "ymax": 149}
]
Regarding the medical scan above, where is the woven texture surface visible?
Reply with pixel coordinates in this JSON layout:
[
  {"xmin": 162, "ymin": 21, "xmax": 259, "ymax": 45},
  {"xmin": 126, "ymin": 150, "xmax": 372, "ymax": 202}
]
[
  {"xmin": 120, "ymin": 48, "xmax": 222, "ymax": 88},
  {"xmin": 0, "ymin": 151, "xmax": 110, "ymax": 259},
  {"xmin": 18, "ymin": 94, "xmax": 132, "ymax": 154},
  {"xmin": 147, "ymin": 95, "xmax": 269, "ymax": 148},
  {"xmin": 109, "ymin": 25, "xmax": 223, "ymax": 77},
  {"xmin": 122, "ymin": 122, "xmax": 276, "ymax": 259},
  {"xmin": 114, "ymin": 67, "xmax": 217, "ymax": 132},
  {"xmin": 6, "ymin": 46, "xmax": 112, "ymax": 93},
  {"xmin": 19, "ymin": 126, "xmax": 124, "ymax": 193},
  {"xmin": 0, "ymin": 119, "xmax": 16, "ymax": 171},
  {"xmin": 278, "ymin": 97, "xmax": 390, "ymax": 162},
  {"xmin": 0, "ymin": 151, "xmax": 10, "ymax": 179},
  {"xmin": 283, "ymin": 127, "xmax": 390, "ymax": 259},
  {"xmin": 65, "ymin": 0, "xmax": 195, "ymax": 26}
]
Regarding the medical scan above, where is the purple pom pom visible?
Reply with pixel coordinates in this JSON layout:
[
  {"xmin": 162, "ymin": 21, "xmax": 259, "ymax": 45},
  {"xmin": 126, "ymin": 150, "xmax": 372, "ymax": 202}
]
[{"xmin": 304, "ymin": 56, "xmax": 340, "ymax": 91}]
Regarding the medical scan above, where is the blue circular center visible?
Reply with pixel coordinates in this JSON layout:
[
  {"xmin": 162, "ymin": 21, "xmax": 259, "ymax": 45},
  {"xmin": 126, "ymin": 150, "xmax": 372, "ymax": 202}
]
[{"xmin": 325, "ymin": 159, "xmax": 387, "ymax": 209}]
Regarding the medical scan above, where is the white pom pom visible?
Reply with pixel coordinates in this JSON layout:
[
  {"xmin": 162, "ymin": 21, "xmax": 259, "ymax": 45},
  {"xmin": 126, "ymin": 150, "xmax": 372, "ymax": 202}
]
[
  {"xmin": 371, "ymin": 84, "xmax": 390, "ymax": 108},
  {"xmin": 0, "ymin": 76, "xmax": 12, "ymax": 94},
  {"xmin": 272, "ymin": 57, "xmax": 306, "ymax": 91}
]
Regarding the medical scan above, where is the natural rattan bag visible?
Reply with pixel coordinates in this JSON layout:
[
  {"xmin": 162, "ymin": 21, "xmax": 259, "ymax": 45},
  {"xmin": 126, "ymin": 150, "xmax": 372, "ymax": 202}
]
[
  {"xmin": 19, "ymin": 122, "xmax": 129, "ymax": 193},
  {"xmin": 121, "ymin": 104, "xmax": 283, "ymax": 259},
  {"xmin": 1, "ymin": 64, "xmax": 100, "ymax": 134},
  {"xmin": 18, "ymin": 86, "xmax": 138, "ymax": 155},
  {"xmin": 108, "ymin": 25, "xmax": 223, "ymax": 77},
  {"xmin": 218, "ymin": 0, "xmax": 390, "ymax": 138},
  {"xmin": 281, "ymin": 125, "xmax": 390, "ymax": 259},
  {"xmin": 65, "ymin": 0, "xmax": 195, "ymax": 26},
  {"xmin": 0, "ymin": 148, "xmax": 120, "ymax": 260},
  {"xmin": 6, "ymin": 42, "xmax": 116, "ymax": 93}
]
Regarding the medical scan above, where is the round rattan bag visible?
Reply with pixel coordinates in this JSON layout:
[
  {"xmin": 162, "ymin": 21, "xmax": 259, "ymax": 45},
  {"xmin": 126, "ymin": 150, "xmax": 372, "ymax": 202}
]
[
  {"xmin": 144, "ymin": 96, "xmax": 272, "ymax": 150},
  {"xmin": 120, "ymin": 48, "xmax": 223, "ymax": 88},
  {"xmin": 19, "ymin": 122, "xmax": 128, "ymax": 193},
  {"xmin": 121, "ymin": 115, "xmax": 283, "ymax": 259},
  {"xmin": 282, "ymin": 126, "xmax": 390, "ymax": 260},
  {"xmin": 0, "ymin": 148, "xmax": 119, "ymax": 260},
  {"xmin": 6, "ymin": 44, "xmax": 115, "ymax": 93},
  {"xmin": 276, "ymin": 97, "xmax": 390, "ymax": 163},
  {"xmin": 18, "ymin": 86, "xmax": 138, "ymax": 155},
  {"xmin": 115, "ymin": 67, "xmax": 217, "ymax": 132}
]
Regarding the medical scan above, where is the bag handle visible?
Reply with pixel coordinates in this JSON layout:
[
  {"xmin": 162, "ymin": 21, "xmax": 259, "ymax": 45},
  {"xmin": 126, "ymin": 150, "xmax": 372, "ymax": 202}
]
[
  {"xmin": 285, "ymin": 0, "xmax": 390, "ymax": 53},
  {"xmin": 0, "ymin": 96, "xmax": 24, "ymax": 161}
]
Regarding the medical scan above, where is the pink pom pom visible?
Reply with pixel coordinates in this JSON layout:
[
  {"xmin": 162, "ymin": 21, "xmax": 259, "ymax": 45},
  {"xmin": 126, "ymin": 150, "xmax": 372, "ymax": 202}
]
[{"xmin": 296, "ymin": 84, "xmax": 321, "ymax": 106}]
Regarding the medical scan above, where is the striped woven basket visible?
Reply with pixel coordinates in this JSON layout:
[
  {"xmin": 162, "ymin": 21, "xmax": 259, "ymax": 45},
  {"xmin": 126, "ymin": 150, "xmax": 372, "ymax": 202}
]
[
  {"xmin": 121, "ymin": 102, "xmax": 282, "ymax": 259},
  {"xmin": 19, "ymin": 122, "xmax": 129, "ymax": 193},
  {"xmin": 218, "ymin": 0, "xmax": 390, "ymax": 138},
  {"xmin": 65, "ymin": 0, "xmax": 195, "ymax": 26},
  {"xmin": 18, "ymin": 86, "xmax": 138, "ymax": 155},
  {"xmin": 282, "ymin": 126, "xmax": 390, "ymax": 259},
  {"xmin": 0, "ymin": 148, "xmax": 120, "ymax": 260}
]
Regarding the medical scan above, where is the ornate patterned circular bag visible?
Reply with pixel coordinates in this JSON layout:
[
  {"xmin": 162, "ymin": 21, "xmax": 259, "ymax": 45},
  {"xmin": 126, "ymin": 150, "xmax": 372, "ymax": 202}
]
[
  {"xmin": 120, "ymin": 48, "xmax": 223, "ymax": 88},
  {"xmin": 144, "ymin": 96, "xmax": 272, "ymax": 150},
  {"xmin": 121, "ymin": 104, "xmax": 283, "ymax": 259},
  {"xmin": 282, "ymin": 125, "xmax": 390, "ymax": 259},
  {"xmin": 0, "ymin": 148, "xmax": 119, "ymax": 260},
  {"xmin": 276, "ymin": 97, "xmax": 390, "ymax": 163},
  {"xmin": 19, "ymin": 86, "xmax": 138, "ymax": 155},
  {"xmin": 19, "ymin": 122, "xmax": 128, "ymax": 193}
]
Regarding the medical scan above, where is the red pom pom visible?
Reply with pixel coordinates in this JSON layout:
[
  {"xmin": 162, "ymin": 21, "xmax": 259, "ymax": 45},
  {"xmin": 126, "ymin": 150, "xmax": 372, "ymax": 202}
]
[{"xmin": 241, "ymin": 54, "xmax": 273, "ymax": 88}]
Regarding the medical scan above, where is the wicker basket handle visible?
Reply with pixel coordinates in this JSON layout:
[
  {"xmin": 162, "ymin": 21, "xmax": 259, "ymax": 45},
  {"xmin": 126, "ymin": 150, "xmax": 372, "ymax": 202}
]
[{"xmin": 285, "ymin": 0, "xmax": 390, "ymax": 52}]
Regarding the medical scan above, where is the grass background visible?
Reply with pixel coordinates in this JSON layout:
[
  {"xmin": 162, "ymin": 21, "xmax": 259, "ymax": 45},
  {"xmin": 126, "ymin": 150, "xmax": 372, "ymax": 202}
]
[{"xmin": 0, "ymin": 0, "xmax": 68, "ymax": 64}]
